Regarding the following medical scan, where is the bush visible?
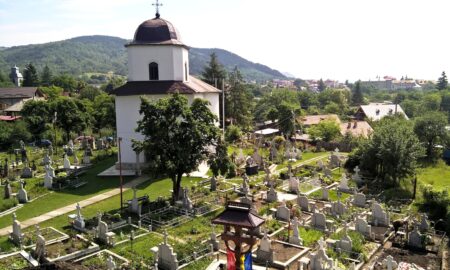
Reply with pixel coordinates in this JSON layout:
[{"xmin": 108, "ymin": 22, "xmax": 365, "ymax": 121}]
[
  {"xmin": 225, "ymin": 125, "xmax": 242, "ymax": 143},
  {"xmin": 420, "ymin": 185, "xmax": 449, "ymax": 220}
]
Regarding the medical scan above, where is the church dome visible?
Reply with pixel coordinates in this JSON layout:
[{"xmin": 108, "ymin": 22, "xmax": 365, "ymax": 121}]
[{"xmin": 131, "ymin": 15, "xmax": 184, "ymax": 46}]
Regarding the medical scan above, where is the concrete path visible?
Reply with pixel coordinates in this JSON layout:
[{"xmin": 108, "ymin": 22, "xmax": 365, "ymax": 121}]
[{"xmin": 0, "ymin": 175, "xmax": 149, "ymax": 236}]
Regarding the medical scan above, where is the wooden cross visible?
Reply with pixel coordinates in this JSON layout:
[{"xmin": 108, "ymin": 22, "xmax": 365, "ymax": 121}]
[{"xmin": 153, "ymin": 0, "xmax": 163, "ymax": 17}]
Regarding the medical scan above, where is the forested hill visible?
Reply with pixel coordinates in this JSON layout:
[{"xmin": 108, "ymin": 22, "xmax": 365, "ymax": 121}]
[{"xmin": 0, "ymin": 35, "xmax": 286, "ymax": 82}]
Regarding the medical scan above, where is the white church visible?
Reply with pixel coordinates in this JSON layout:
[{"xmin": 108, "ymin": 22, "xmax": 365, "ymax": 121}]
[{"xmin": 113, "ymin": 10, "xmax": 221, "ymax": 170}]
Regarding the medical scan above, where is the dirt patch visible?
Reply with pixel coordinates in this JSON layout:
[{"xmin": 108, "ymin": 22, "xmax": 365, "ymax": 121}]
[
  {"xmin": 272, "ymin": 241, "xmax": 304, "ymax": 262},
  {"xmin": 372, "ymin": 245, "xmax": 441, "ymax": 270}
]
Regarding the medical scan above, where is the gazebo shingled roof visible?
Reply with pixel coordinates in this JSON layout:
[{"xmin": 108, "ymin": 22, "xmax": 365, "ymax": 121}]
[{"xmin": 212, "ymin": 201, "xmax": 265, "ymax": 229}]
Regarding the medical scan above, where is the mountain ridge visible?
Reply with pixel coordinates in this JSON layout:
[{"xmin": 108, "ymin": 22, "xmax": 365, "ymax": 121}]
[{"xmin": 0, "ymin": 35, "xmax": 286, "ymax": 82}]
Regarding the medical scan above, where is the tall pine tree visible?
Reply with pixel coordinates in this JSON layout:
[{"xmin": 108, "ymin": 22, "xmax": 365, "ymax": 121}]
[
  {"xmin": 40, "ymin": 65, "xmax": 53, "ymax": 86},
  {"xmin": 351, "ymin": 80, "xmax": 364, "ymax": 105},
  {"xmin": 22, "ymin": 63, "xmax": 39, "ymax": 87},
  {"xmin": 201, "ymin": 52, "xmax": 227, "ymax": 87},
  {"xmin": 226, "ymin": 66, "xmax": 252, "ymax": 129},
  {"xmin": 437, "ymin": 71, "xmax": 448, "ymax": 90},
  {"xmin": 318, "ymin": 78, "xmax": 326, "ymax": 92}
]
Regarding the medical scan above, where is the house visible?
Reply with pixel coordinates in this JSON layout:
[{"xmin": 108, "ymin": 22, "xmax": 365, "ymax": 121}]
[
  {"xmin": 340, "ymin": 121, "xmax": 373, "ymax": 138},
  {"xmin": 0, "ymin": 87, "xmax": 45, "ymax": 116},
  {"xmin": 355, "ymin": 103, "xmax": 408, "ymax": 121},
  {"xmin": 299, "ymin": 114, "xmax": 341, "ymax": 128}
]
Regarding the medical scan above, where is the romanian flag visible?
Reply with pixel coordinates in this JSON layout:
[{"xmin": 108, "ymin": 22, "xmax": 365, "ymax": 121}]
[
  {"xmin": 240, "ymin": 252, "xmax": 252, "ymax": 270},
  {"xmin": 227, "ymin": 249, "xmax": 236, "ymax": 270}
]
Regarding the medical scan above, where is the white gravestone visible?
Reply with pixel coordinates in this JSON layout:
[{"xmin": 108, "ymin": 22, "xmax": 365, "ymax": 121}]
[
  {"xmin": 338, "ymin": 174, "xmax": 349, "ymax": 191},
  {"xmin": 289, "ymin": 217, "xmax": 303, "ymax": 245},
  {"xmin": 106, "ymin": 256, "xmax": 117, "ymax": 270},
  {"xmin": 353, "ymin": 192, "xmax": 366, "ymax": 208},
  {"xmin": 97, "ymin": 214, "xmax": 116, "ymax": 246},
  {"xmin": 419, "ymin": 213, "xmax": 429, "ymax": 232},
  {"xmin": 310, "ymin": 237, "xmax": 334, "ymax": 270},
  {"xmin": 256, "ymin": 230, "xmax": 273, "ymax": 263},
  {"xmin": 371, "ymin": 202, "xmax": 390, "ymax": 227},
  {"xmin": 158, "ymin": 231, "xmax": 179, "ymax": 270},
  {"xmin": 276, "ymin": 201, "xmax": 290, "ymax": 221},
  {"xmin": 266, "ymin": 183, "xmax": 278, "ymax": 203},
  {"xmin": 322, "ymin": 187, "xmax": 329, "ymax": 201},
  {"xmin": 130, "ymin": 187, "xmax": 140, "ymax": 214},
  {"xmin": 44, "ymin": 171, "xmax": 53, "ymax": 189},
  {"xmin": 241, "ymin": 174, "xmax": 250, "ymax": 195},
  {"xmin": 182, "ymin": 188, "xmax": 193, "ymax": 211},
  {"xmin": 43, "ymin": 153, "xmax": 52, "ymax": 165},
  {"xmin": 298, "ymin": 195, "xmax": 310, "ymax": 212},
  {"xmin": 355, "ymin": 217, "xmax": 372, "ymax": 237},
  {"xmin": 10, "ymin": 213, "xmax": 23, "ymax": 245},
  {"xmin": 352, "ymin": 166, "xmax": 362, "ymax": 183},
  {"xmin": 331, "ymin": 201, "xmax": 346, "ymax": 216},
  {"xmin": 63, "ymin": 154, "xmax": 71, "ymax": 169},
  {"xmin": 45, "ymin": 164, "xmax": 55, "ymax": 178},
  {"xmin": 311, "ymin": 210, "xmax": 327, "ymax": 231},
  {"xmin": 210, "ymin": 225, "xmax": 219, "ymax": 251},
  {"xmin": 382, "ymin": 255, "xmax": 398, "ymax": 270},
  {"xmin": 34, "ymin": 233, "xmax": 46, "ymax": 260},
  {"xmin": 73, "ymin": 203, "xmax": 85, "ymax": 230},
  {"xmin": 289, "ymin": 176, "xmax": 299, "ymax": 194},
  {"xmin": 17, "ymin": 181, "xmax": 28, "ymax": 203},
  {"xmin": 336, "ymin": 225, "xmax": 352, "ymax": 252}
]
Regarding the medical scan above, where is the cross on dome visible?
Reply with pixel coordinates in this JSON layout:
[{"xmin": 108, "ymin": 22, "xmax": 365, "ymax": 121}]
[{"xmin": 153, "ymin": 0, "xmax": 163, "ymax": 18}]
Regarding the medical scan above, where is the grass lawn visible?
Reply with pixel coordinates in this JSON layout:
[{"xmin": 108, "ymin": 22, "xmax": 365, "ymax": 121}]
[
  {"xmin": 167, "ymin": 209, "xmax": 222, "ymax": 242},
  {"xmin": 110, "ymin": 232, "xmax": 163, "ymax": 262},
  {"xmin": 0, "ymin": 157, "xmax": 134, "ymax": 229},
  {"xmin": 417, "ymin": 160, "xmax": 450, "ymax": 192},
  {"xmin": 310, "ymin": 189, "xmax": 351, "ymax": 202},
  {"xmin": 35, "ymin": 176, "xmax": 206, "ymax": 233},
  {"xmin": 276, "ymin": 152, "xmax": 329, "ymax": 170}
]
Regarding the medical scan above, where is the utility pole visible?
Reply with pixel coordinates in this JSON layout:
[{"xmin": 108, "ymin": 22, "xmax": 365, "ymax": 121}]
[
  {"xmin": 222, "ymin": 80, "xmax": 225, "ymax": 136},
  {"xmin": 118, "ymin": 137, "xmax": 123, "ymax": 212}
]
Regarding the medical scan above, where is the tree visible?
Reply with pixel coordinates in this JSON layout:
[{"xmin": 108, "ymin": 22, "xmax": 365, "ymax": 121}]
[
  {"xmin": 208, "ymin": 137, "xmax": 233, "ymax": 177},
  {"xmin": 225, "ymin": 125, "xmax": 242, "ymax": 143},
  {"xmin": 414, "ymin": 111, "xmax": 448, "ymax": 160},
  {"xmin": 307, "ymin": 120, "xmax": 341, "ymax": 142},
  {"xmin": 0, "ymin": 70, "xmax": 13, "ymax": 87},
  {"xmin": 293, "ymin": 78, "xmax": 306, "ymax": 90},
  {"xmin": 437, "ymin": 71, "xmax": 448, "ymax": 90},
  {"xmin": 201, "ymin": 52, "xmax": 227, "ymax": 87},
  {"xmin": 351, "ymin": 117, "xmax": 424, "ymax": 185},
  {"xmin": 92, "ymin": 93, "xmax": 116, "ymax": 133},
  {"xmin": 79, "ymin": 85, "xmax": 104, "ymax": 101},
  {"xmin": 277, "ymin": 103, "xmax": 298, "ymax": 138},
  {"xmin": 351, "ymin": 81, "xmax": 364, "ymax": 106},
  {"xmin": 40, "ymin": 65, "xmax": 53, "ymax": 86},
  {"xmin": 226, "ymin": 66, "xmax": 253, "ymax": 128},
  {"xmin": 318, "ymin": 78, "xmax": 326, "ymax": 92},
  {"xmin": 21, "ymin": 100, "xmax": 52, "ymax": 141},
  {"xmin": 52, "ymin": 97, "xmax": 90, "ymax": 141},
  {"xmin": 135, "ymin": 93, "xmax": 220, "ymax": 202},
  {"xmin": 22, "ymin": 63, "xmax": 39, "ymax": 87},
  {"xmin": 52, "ymin": 74, "xmax": 78, "ymax": 92},
  {"xmin": 38, "ymin": 86, "xmax": 63, "ymax": 100}
]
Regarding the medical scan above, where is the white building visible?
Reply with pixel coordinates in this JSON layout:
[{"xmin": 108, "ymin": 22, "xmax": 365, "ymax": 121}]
[{"xmin": 113, "ymin": 12, "xmax": 221, "ymax": 170}]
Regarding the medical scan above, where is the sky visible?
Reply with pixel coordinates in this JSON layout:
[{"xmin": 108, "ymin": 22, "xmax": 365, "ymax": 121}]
[{"xmin": 1, "ymin": 0, "xmax": 449, "ymax": 82}]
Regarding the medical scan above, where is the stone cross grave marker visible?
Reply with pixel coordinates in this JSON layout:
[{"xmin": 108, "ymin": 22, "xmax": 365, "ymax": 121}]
[{"xmin": 17, "ymin": 180, "xmax": 28, "ymax": 203}]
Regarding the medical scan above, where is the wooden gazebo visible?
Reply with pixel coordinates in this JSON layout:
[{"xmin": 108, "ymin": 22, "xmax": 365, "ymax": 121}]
[{"xmin": 212, "ymin": 201, "xmax": 265, "ymax": 270}]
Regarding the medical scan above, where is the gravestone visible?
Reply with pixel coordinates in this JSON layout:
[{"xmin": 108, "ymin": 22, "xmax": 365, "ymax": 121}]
[
  {"xmin": 83, "ymin": 151, "xmax": 91, "ymax": 164},
  {"xmin": 317, "ymin": 160, "xmax": 324, "ymax": 170},
  {"xmin": 352, "ymin": 166, "xmax": 362, "ymax": 183},
  {"xmin": 276, "ymin": 201, "xmax": 290, "ymax": 221},
  {"xmin": 45, "ymin": 164, "xmax": 55, "ymax": 178},
  {"xmin": 256, "ymin": 230, "xmax": 273, "ymax": 263},
  {"xmin": 158, "ymin": 231, "xmax": 179, "ymax": 270},
  {"xmin": 382, "ymin": 255, "xmax": 398, "ymax": 270},
  {"xmin": 329, "ymin": 148, "xmax": 341, "ymax": 168},
  {"xmin": 331, "ymin": 201, "xmax": 346, "ymax": 216},
  {"xmin": 44, "ymin": 172, "xmax": 53, "ymax": 189},
  {"xmin": 266, "ymin": 182, "xmax": 278, "ymax": 203},
  {"xmin": 130, "ymin": 188, "xmax": 140, "ymax": 214},
  {"xmin": 10, "ymin": 213, "xmax": 23, "ymax": 245},
  {"xmin": 245, "ymin": 156, "xmax": 258, "ymax": 175},
  {"xmin": 97, "ymin": 214, "xmax": 115, "ymax": 246},
  {"xmin": 338, "ymin": 174, "xmax": 349, "ymax": 191},
  {"xmin": 321, "ymin": 187, "xmax": 329, "ymax": 201},
  {"xmin": 311, "ymin": 210, "xmax": 327, "ymax": 231},
  {"xmin": 324, "ymin": 168, "xmax": 332, "ymax": 179},
  {"xmin": 43, "ymin": 153, "xmax": 52, "ymax": 165},
  {"xmin": 289, "ymin": 176, "xmax": 299, "ymax": 194},
  {"xmin": 210, "ymin": 176, "xmax": 217, "ymax": 191},
  {"xmin": 371, "ymin": 202, "xmax": 390, "ymax": 227},
  {"xmin": 309, "ymin": 237, "xmax": 334, "ymax": 270},
  {"xmin": 63, "ymin": 154, "xmax": 71, "ymax": 169},
  {"xmin": 17, "ymin": 181, "xmax": 28, "ymax": 203},
  {"xmin": 289, "ymin": 217, "xmax": 303, "ymax": 245},
  {"xmin": 182, "ymin": 188, "xmax": 193, "ymax": 211},
  {"xmin": 252, "ymin": 148, "xmax": 263, "ymax": 168},
  {"xmin": 298, "ymin": 195, "xmax": 310, "ymax": 212},
  {"xmin": 269, "ymin": 145, "xmax": 278, "ymax": 161},
  {"xmin": 240, "ymin": 194, "xmax": 252, "ymax": 206},
  {"xmin": 68, "ymin": 140, "xmax": 74, "ymax": 149},
  {"xmin": 336, "ymin": 225, "xmax": 352, "ymax": 252},
  {"xmin": 241, "ymin": 174, "xmax": 249, "ymax": 195},
  {"xmin": 419, "ymin": 213, "xmax": 429, "ymax": 232},
  {"xmin": 408, "ymin": 225, "xmax": 424, "ymax": 249},
  {"xmin": 48, "ymin": 145, "xmax": 54, "ymax": 156},
  {"xmin": 106, "ymin": 256, "xmax": 117, "ymax": 270},
  {"xmin": 210, "ymin": 225, "xmax": 219, "ymax": 251},
  {"xmin": 34, "ymin": 233, "xmax": 46, "ymax": 260},
  {"xmin": 355, "ymin": 217, "xmax": 372, "ymax": 237},
  {"xmin": 4, "ymin": 182, "xmax": 11, "ymax": 199},
  {"xmin": 73, "ymin": 203, "xmax": 85, "ymax": 231},
  {"xmin": 21, "ymin": 164, "xmax": 33, "ymax": 178},
  {"xmin": 235, "ymin": 149, "xmax": 246, "ymax": 166},
  {"xmin": 353, "ymin": 192, "xmax": 366, "ymax": 208}
]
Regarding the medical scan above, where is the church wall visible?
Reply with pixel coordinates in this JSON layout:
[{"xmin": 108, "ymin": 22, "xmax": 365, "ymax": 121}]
[{"xmin": 127, "ymin": 46, "xmax": 187, "ymax": 81}]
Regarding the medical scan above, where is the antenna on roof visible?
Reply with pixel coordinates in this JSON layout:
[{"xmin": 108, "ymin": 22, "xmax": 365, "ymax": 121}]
[{"xmin": 153, "ymin": 0, "xmax": 163, "ymax": 18}]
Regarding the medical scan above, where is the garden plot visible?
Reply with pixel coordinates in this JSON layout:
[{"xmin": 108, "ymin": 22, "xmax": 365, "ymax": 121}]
[
  {"xmin": 269, "ymin": 241, "xmax": 309, "ymax": 269},
  {"xmin": 109, "ymin": 232, "xmax": 163, "ymax": 263},
  {"xmin": 42, "ymin": 235, "xmax": 99, "ymax": 262},
  {"xmin": 112, "ymin": 224, "xmax": 148, "ymax": 245},
  {"xmin": 75, "ymin": 249, "xmax": 129, "ymax": 269},
  {"xmin": 141, "ymin": 206, "xmax": 193, "ymax": 229},
  {"xmin": 274, "ymin": 227, "xmax": 324, "ymax": 248},
  {"xmin": 0, "ymin": 250, "xmax": 38, "ymax": 270},
  {"xmin": 22, "ymin": 226, "xmax": 69, "ymax": 248}
]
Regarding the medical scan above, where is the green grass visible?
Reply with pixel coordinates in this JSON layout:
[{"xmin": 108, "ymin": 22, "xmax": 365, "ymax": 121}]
[
  {"xmin": 330, "ymin": 230, "xmax": 365, "ymax": 254},
  {"xmin": 182, "ymin": 257, "xmax": 213, "ymax": 270},
  {"xmin": 275, "ymin": 152, "xmax": 328, "ymax": 170},
  {"xmin": 310, "ymin": 189, "xmax": 351, "ymax": 201},
  {"xmin": 167, "ymin": 209, "xmax": 222, "ymax": 242},
  {"xmin": 110, "ymin": 232, "xmax": 163, "ymax": 262},
  {"xmin": 417, "ymin": 160, "xmax": 450, "ymax": 192},
  {"xmin": 0, "ymin": 157, "xmax": 134, "ymax": 229},
  {"xmin": 276, "ymin": 227, "xmax": 323, "ymax": 247}
]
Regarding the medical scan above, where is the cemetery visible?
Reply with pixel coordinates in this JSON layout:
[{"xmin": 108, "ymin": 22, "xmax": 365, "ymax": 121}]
[{"xmin": 0, "ymin": 134, "xmax": 448, "ymax": 269}]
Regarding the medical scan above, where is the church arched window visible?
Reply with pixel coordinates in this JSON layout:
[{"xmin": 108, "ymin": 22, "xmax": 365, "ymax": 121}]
[{"xmin": 149, "ymin": 62, "xmax": 159, "ymax": 80}]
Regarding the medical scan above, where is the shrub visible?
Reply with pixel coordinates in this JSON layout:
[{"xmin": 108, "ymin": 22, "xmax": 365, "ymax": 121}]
[
  {"xmin": 225, "ymin": 125, "xmax": 242, "ymax": 143},
  {"xmin": 420, "ymin": 185, "xmax": 449, "ymax": 221}
]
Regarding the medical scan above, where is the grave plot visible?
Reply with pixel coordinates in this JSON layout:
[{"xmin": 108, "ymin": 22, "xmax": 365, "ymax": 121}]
[
  {"xmin": 270, "ymin": 241, "xmax": 309, "ymax": 269},
  {"xmin": 274, "ymin": 226, "xmax": 324, "ymax": 248},
  {"xmin": 167, "ymin": 209, "xmax": 222, "ymax": 242},
  {"xmin": 309, "ymin": 188, "xmax": 351, "ymax": 202},
  {"xmin": 109, "ymin": 232, "xmax": 163, "ymax": 263},
  {"xmin": 22, "ymin": 226, "xmax": 69, "ymax": 248},
  {"xmin": 74, "ymin": 249, "xmax": 129, "ymax": 269},
  {"xmin": 0, "ymin": 250, "xmax": 38, "ymax": 270},
  {"xmin": 111, "ymin": 224, "xmax": 148, "ymax": 244},
  {"xmin": 371, "ymin": 246, "xmax": 443, "ymax": 270},
  {"xmin": 176, "ymin": 240, "xmax": 212, "ymax": 267},
  {"xmin": 41, "ymin": 234, "xmax": 99, "ymax": 263},
  {"xmin": 141, "ymin": 206, "xmax": 193, "ymax": 230}
]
